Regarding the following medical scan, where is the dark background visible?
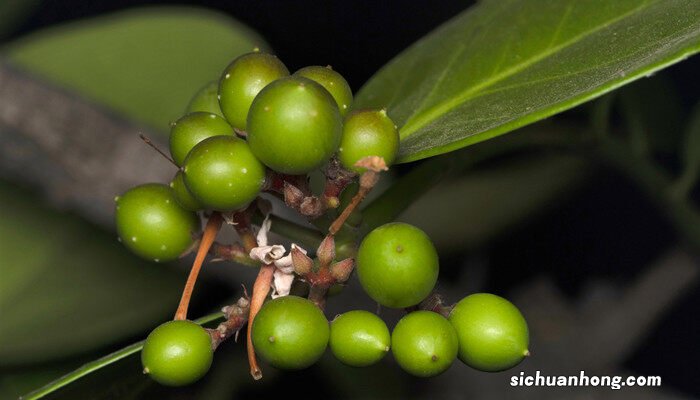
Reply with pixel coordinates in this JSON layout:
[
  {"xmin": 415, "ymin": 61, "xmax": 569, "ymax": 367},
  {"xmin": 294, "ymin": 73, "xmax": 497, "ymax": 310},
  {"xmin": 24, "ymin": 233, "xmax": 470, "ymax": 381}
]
[{"xmin": 6, "ymin": 0, "xmax": 700, "ymax": 398}]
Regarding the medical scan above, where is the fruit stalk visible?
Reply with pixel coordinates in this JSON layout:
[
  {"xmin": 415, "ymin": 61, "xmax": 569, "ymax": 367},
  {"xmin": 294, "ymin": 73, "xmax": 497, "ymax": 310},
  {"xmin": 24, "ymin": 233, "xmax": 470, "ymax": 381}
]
[
  {"xmin": 232, "ymin": 209, "xmax": 272, "ymax": 380},
  {"xmin": 328, "ymin": 159, "xmax": 385, "ymax": 235},
  {"xmin": 174, "ymin": 212, "xmax": 223, "ymax": 320}
]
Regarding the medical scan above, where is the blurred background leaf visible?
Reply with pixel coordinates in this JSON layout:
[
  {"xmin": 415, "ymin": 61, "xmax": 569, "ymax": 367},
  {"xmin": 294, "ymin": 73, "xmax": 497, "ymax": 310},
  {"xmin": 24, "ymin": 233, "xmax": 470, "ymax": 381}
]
[
  {"xmin": 618, "ymin": 75, "xmax": 685, "ymax": 158},
  {"xmin": 2, "ymin": 7, "xmax": 267, "ymax": 132},
  {"xmin": 0, "ymin": 181, "xmax": 185, "ymax": 367},
  {"xmin": 399, "ymin": 154, "xmax": 591, "ymax": 254},
  {"xmin": 0, "ymin": 0, "xmax": 40, "ymax": 40},
  {"xmin": 673, "ymin": 101, "xmax": 700, "ymax": 198}
]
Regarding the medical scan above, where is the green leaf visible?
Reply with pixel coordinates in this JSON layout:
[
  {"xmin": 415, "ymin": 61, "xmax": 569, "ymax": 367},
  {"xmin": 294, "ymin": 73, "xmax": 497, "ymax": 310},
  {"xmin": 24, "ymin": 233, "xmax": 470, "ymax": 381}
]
[
  {"xmin": 354, "ymin": 0, "xmax": 700, "ymax": 163},
  {"xmin": 0, "ymin": 181, "xmax": 184, "ymax": 366},
  {"xmin": 3, "ymin": 7, "xmax": 267, "ymax": 132}
]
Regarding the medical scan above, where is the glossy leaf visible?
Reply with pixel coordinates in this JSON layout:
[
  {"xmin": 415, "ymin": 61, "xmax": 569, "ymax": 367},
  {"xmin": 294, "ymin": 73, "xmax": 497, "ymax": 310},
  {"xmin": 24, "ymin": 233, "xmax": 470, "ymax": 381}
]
[
  {"xmin": 0, "ymin": 182, "xmax": 184, "ymax": 366},
  {"xmin": 355, "ymin": 0, "xmax": 700, "ymax": 163},
  {"xmin": 3, "ymin": 7, "xmax": 267, "ymax": 132}
]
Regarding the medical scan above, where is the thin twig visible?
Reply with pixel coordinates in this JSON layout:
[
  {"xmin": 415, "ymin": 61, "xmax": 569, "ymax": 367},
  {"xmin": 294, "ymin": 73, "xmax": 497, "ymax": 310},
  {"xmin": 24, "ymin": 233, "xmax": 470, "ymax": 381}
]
[{"xmin": 139, "ymin": 133, "xmax": 179, "ymax": 168}]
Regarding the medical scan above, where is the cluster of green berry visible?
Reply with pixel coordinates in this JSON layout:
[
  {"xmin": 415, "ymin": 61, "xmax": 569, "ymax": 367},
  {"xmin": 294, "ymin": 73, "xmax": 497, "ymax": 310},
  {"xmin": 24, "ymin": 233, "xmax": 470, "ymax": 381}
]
[
  {"xmin": 140, "ymin": 223, "xmax": 528, "ymax": 386},
  {"xmin": 115, "ymin": 50, "xmax": 399, "ymax": 263},
  {"xmin": 113, "ymin": 50, "xmax": 529, "ymax": 387}
]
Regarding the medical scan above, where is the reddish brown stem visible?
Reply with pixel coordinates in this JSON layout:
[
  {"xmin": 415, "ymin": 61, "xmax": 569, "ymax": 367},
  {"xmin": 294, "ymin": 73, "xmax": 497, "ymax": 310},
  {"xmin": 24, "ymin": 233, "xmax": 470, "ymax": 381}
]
[
  {"xmin": 329, "ymin": 185, "xmax": 370, "ymax": 235},
  {"xmin": 174, "ymin": 212, "xmax": 223, "ymax": 320},
  {"xmin": 232, "ymin": 210, "xmax": 274, "ymax": 380},
  {"xmin": 232, "ymin": 211, "xmax": 258, "ymax": 252},
  {"xmin": 246, "ymin": 264, "xmax": 274, "ymax": 380},
  {"xmin": 308, "ymin": 284, "xmax": 330, "ymax": 309}
]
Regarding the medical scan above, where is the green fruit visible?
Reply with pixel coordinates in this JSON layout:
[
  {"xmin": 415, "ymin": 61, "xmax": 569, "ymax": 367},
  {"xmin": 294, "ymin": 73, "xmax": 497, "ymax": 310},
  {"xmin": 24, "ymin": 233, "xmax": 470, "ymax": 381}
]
[
  {"xmin": 329, "ymin": 310, "xmax": 390, "ymax": 367},
  {"xmin": 141, "ymin": 320, "xmax": 213, "ymax": 386},
  {"xmin": 218, "ymin": 51, "xmax": 289, "ymax": 130},
  {"xmin": 391, "ymin": 311, "xmax": 458, "ymax": 377},
  {"xmin": 182, "ymin": 136, "xmax": 265, "ymax": 211},
  {"xmin": 449, "ymin": 293, "xmax": 529, "ymax": 372},
  {"xmin": 169, "ymin": 112, "xmax": 234, "ymax": 166},
  {"xmin": 356, "ymin": 223, "xmax": 439, "ymax": 308},
  {"xmin": 187, "ymin": 81, "xmax": 224, "ymax": 117},
  {"xmin": 338, "ymin": 109, "xmax": 399, "ymax": 173},
  {"xmin": 252, "ymin": 296, "xmax": 329, "ymax": 370},
  {"xmin": 295, "ymin": 65, "xmax": 353, "ymax": 116},
  {"xmin": 247, "ymin": 76, "xmax": 342, "ymax": 174},
  {"xmin": 169, "ymin": 171, "xmax": 203, "ymax": 211},
  {"xmin": 115, "ymin": 183, "xmax": 200, "ymax": 262}
]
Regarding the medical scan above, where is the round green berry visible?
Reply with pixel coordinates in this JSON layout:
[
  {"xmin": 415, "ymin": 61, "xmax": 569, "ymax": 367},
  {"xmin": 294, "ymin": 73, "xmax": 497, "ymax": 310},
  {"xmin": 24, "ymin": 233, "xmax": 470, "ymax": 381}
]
[
  {"xmin": 183, "ymin": 136, "xmax": 266, "ymax": 211},
  {"xmin": 252, "ymin": 296, "xmax": 329, "ymax": 370},
  {"xmin": 356, "ymin": 223, "xmax": 439, "ymax": 308},
  {"xmin": 141, "ymin": 320, "xmax": 213, "ymax": 386},
  {"xmin": 391, "ymin": 311, "xmax": 458, "ymax": 377},
  {"xmin": 115, "ymin": 183, "xmax": 200, "ymax": 262},
  {"xmin": 187, "ymin": 81, "xmax": 224, "ymax": 117},
  {"xmin": 247, "ymin": 76, "xmax": 342, "ymax": 174},
  {"xmin": 338, "ymin": 109, "xmax": 399, "ymax": 173},
  {"xmin": 295, "ymin": 65, "xmax": 353, "ymax": 116},
  {"xmin": 329, "ymin": 310, "xmax": 390, "ymax": 367},
  {"xmin": 169, "ymin": 171, "xmax": 202, "ymax": 211},
  {"xmin": 218, "ymin": 51, "xmax": 289, "ymax": 130},
  {"xmin": 169, "ymin": 112, "xmax": 234, "ymax": 166},
  {"xmin": 449, "ymin": 293, "xmax": 529, "ymax": 372}
]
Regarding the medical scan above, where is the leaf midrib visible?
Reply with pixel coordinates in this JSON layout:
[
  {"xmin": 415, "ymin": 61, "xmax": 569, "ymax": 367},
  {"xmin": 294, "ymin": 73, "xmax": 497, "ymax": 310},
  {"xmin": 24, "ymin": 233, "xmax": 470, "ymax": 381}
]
[{"xmin": 399, "ymin": 0, "xmax": 654, "ymax": 138}]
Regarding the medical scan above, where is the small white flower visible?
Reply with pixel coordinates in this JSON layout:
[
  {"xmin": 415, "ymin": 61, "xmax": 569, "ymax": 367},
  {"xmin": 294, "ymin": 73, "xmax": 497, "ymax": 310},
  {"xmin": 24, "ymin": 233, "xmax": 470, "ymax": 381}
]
[{"xmin": 248, "ymin": 215, "xmax": 307, "ymax": 299}]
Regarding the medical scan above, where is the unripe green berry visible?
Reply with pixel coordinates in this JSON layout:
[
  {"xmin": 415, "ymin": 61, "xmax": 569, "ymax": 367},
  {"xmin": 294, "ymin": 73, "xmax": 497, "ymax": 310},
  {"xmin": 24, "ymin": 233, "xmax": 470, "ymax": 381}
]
[
  {"xmin": 356, "ymin": 223, "xmax": 439, "ymax": 308},
  {"xmin": 169, "ymin": 112, "xmax": 234, "ymax": 166},
  {"xmin": 141, "ymin": 320, "xmax": 213, "ymax": 386},
  {"xmin": 183, "ymin": 136, "xmax": 266, "ymax": 211},
  {"xmin": 449, "ymin": 293, "xmax": 529, "ymax": 372},
  {"xmin": 252, "ymin": 296, "xmax": 329, "ymax": 370},
  {"xmin": 247, "ymin": 76, "xmax": 342, "ymax": 174},
  {"xmin": 187, "ymin": 81, "xmax": 224, "ymax": 117},
  {"xmin": 218, "ymin": 51, "xmax": 289, "ymax": 130},
  {"xmin": 295, "ymin": 65, "xmax": 353, "ymax": 116},
  {"xmin": 391, "ymin": 311, "xmax": 458, "ymax": 377},
  {"xmin": 169, "ymin": 171, "xmax": 202, "ymax": 211},
  {"xmin": 115, "ymin": 183, "xmax": 200, "ymax": 262},
  {"xmin": 339, "ymin": 109, "xmax": 399, "ymax": 173},
  {"xmin": 329, "ymin": 310, "xmax": 390, "ymax": 367}
]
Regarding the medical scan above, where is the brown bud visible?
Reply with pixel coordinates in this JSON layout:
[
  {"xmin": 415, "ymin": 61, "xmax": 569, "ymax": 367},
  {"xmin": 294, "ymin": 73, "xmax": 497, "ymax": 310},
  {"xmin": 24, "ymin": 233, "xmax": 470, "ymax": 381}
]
[
  {"xmin": 330, "ymin": 258, "xmax": 354, "ymax": 282},
  {"xmin": 317, "ymin": 235, "xmax": 336, "ymax": 267},
  {"xmin": 291, "ymin": 246, "xmax": 313, "ymax": 275},
  {"xmin": 300, "ymin": 196, "xmax": 324, "ymax": 217},
  {"xmin": 283, "ymin": 182, "xmax": 304, "ymax": 208}
]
